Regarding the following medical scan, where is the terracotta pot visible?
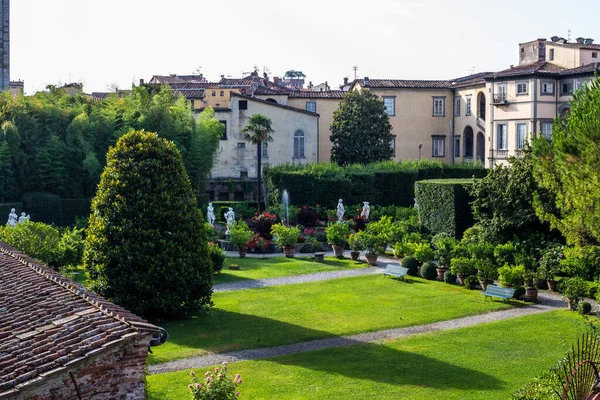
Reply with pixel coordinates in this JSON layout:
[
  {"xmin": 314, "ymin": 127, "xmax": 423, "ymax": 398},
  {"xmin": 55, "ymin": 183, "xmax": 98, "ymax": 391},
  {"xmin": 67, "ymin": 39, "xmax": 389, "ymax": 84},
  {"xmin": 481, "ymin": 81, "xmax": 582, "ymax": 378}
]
[
  {"xmin": 283, "ymin": 245, "xmax": 296, "ymax": 258},
  {"xmin": 547, "ymin": 279, "xmax": 558, "ymax": 291},
  {"xmin": 238, "ymin": 248, "xmax": 247, "ymax": 258},
  {"xmin": 436, "ymin": 267, "xmax": 448, "ymax": 281},
  {"xmin": 333, "ymin": 245, "xmax": 345, "ymax": 258},
  {"xmin": 479, "ymin": 280, "xmax": 488, "ymax": 291},
  {"xmin": 567, "ymin": 298, "xmax": 574, "ymax": 310},
  {"xmin": 524, "ymin": 287, "xmax": 538, "ymax": 302},
  {"xmin": 350, "ymin": 250, "xmax": 360, "ymax": 261},
  {"xmin": 457, "ymin": 274, "xmax": 467, "ymax": 286},
  {"xmin": 365, "ymin": 253, "xmax": 378, "ymax": 266}
]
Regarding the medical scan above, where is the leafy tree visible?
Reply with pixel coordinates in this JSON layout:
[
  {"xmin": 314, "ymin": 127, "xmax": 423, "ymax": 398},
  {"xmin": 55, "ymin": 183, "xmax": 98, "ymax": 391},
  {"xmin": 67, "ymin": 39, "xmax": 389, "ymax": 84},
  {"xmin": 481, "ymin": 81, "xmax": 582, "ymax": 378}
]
[
  {"xmin": 83, "ymin": 130, "xmax": 212, "ymax": 318},
  {"xmin": 0, "ymin": 141, "xmax": 17, "ymax": 200},
  {"xmin": 330, "ymin": 90, "xmax": 393, "ymax": 165},
  {"xmin": 242, "ymin": 114, "xmax": 274, "ymax": 212},
  {"xmin": 284, "ymin": 70, "xmax": 306, "ymax": 79},
  {"xmin": 532, "ymin": 77, "xmax": 600, "ymax": 246}
]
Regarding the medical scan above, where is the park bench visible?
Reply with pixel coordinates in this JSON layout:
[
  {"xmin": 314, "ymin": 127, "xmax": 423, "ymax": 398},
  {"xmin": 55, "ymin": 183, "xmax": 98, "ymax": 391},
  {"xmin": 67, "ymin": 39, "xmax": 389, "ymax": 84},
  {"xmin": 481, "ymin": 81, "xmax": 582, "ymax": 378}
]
[
  {"xmin": 481, "ymin": 284, "xmax": 515, "ymax": 302},
  {"xmin": 383, "ymin": 264, "xmax": 409, "ymax": 282}
]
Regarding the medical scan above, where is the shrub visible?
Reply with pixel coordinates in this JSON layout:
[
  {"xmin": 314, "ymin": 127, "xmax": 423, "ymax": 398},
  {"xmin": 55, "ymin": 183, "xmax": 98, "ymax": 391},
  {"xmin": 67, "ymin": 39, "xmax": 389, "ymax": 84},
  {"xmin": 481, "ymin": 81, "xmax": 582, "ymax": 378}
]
[
  {"xmin": 207, "ymin": 242, "xmax": 226, "ymax": 274},
  {"xmin": 443, "ymin": 270, "xmax": 457, "ymax": 284},
  {"xmin": 188, "ymin": 362, "xmax": 242, "ymax": 400},
  {"xmin": 431, "ymin": 233, "xmax": 458, "ymax": 268},
  {"xmin": 413, "ymin": 242, "xmax": 434, "ymax": 264},
  {"xmin": 0, "ymin": 221, "xmax": 61, "ymax": 268},
  {"xmin": 414, "ymin": 179, "xmax": 476, "ymax": 238},
  {"xmin": 420, "ymin": 261, "xmax": 438, "ymax": 280},
  {"xmin": 295, "ymin": 205, "xmax": 319, "ymax": 227},
  {"xmin": 247, "ymin": 234, "xmax": 271, "ymax": 252},
  {"xmin": 538, "ymin": 244, "xmax": 564, "ymax": 281},
  {"xmin": 400, "ymin": 256, "xmax": 419, "ymax": 276},
  {"xmin": 348, "ymin": 233, "xmax": 364, "ymax": 251},
  {"xmin": 578, "ymin": 301, "xmax": 592, "ymax": 315},
  {"xmin": 21, "ymin": 191, "xmax": 64, "ymax": 226},
  {"xmin": 513, "ymin": 286, "xmax": 526, "ymax": 299},
  {"xmin": 494, "ymin": 242, "xmax": 517, "ymax": 266},
  {"xmin": 325, "ymin": 222, "xmax": 350, "ymax": 246},
  {"xmin": 497, "ymin": 265, "xmax": 526, "ymax": 288},
  {"xmin": 270, "ymin": 223, "xmax": 301, "ymax": 247},
  {"xmin": 229, "ymin": 221, "xmax": 253, "ymax": 250},
  {"xmin": 56, "ymin": 227, "xmax": 85, "ymax": 269},
  {"xmin": 450, "ymin": 257, "xmax": 476, "ymax": 276},
  {"xmin": 560, "ymin": 277, "xmax": 588, "ymax": 310},
  {"xmin": 464, "ymin": 276, "xmax": 478, "ymax": 290},
  {"xmin": 356, "ymin": 230, "xmax": 387, "ymax": 256},
  {"xmin": 248, "ymin": 212, "xmax": 278, "ymax": 239},
  {"xmin": 476, "ymin": 260, "xmax": 498, "ymax": 283},
  {"xmin": 83, "ymin": 130, "xmax": 212, "ymax": 318}
]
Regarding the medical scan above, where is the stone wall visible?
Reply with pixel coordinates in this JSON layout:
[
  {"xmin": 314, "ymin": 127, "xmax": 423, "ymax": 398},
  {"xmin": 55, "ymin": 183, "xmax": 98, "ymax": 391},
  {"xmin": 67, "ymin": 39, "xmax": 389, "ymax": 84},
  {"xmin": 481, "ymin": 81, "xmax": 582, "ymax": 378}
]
[{"xmin": 2, "ymin": 333, "xmax": 152, "ymax": 400}]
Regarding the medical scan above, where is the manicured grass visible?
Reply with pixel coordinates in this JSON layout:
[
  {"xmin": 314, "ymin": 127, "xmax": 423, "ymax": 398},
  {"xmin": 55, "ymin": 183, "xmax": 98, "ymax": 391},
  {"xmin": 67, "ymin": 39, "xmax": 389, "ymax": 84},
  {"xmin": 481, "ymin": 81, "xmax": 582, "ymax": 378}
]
[
  {"xmin": 147, "ymin": 310, "xmax": 586, "ymax": 399},
  {"xmin": 148, "ymin": 275, "xmax": 517, "ymax": 365},
  {"xmin": 213, "ymin": 256, "xmax": 366, "ymax": 284}
]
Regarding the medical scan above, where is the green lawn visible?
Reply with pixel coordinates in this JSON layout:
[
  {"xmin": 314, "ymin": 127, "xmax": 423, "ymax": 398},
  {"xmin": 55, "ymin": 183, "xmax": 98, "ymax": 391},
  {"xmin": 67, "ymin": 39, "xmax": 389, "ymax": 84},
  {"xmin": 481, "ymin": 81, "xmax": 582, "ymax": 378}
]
[
  {"xmin": 213, "ymin": 256, "xmax": 366, "ymax": 284},
  {"xmin": 147, "ymin": 310, "xmax": 586, "ymax": 399},
  {"xmin": 148, "ymin": 274, "xmax": 517, "ymax": 365}
]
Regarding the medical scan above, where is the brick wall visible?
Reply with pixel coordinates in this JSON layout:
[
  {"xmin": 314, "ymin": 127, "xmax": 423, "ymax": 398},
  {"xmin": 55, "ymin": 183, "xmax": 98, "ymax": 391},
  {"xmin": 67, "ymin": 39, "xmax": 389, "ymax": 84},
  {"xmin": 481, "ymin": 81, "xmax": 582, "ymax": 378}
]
[{"xmin": 2, "ymin": 333, "xmax": 152, "ymax": 400}]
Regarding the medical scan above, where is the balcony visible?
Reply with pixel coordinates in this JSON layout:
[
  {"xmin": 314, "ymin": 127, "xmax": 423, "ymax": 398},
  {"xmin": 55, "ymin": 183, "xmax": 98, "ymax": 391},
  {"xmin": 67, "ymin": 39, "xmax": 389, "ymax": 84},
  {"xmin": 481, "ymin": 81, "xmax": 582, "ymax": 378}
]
[
  {"xmin": 489, "ymin": 149, "xmax": 509, "ymax": 159},
  {"xmin": 492, "ymin": 93, "xmax": 511, "ymax": 106},
  {"xmin": 477, "ymin": 117, "xmax": 486, "ymax": 131}
]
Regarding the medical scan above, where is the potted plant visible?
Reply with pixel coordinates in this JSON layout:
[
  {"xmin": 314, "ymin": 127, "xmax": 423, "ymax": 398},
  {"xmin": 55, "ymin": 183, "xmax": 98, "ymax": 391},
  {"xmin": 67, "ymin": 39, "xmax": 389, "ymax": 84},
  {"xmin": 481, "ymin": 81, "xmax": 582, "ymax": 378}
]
[
  {"xmin": 348, "ymin": 232, "xmax": 364, "ymax": 261},
  {"xmin": 523, "ymin": 271, "xmax": 539, "ymax": 302},
  {"xmin": 560, "ymin": 277, "xmax": 587, "ymax": 310},
  {"xmin": 271, "ymin": 223, "xmax": 301, "ymax": 258},
  {"xmin": 497, "ymin": 264, "xmax": 526, "ymax": 288},
  {"xmin": 475, "ymin": 259, "xmax": 498, "ymax": 291},
  {"xmin": 325, "ymin": 222, "xmax": 350, "ymax": 258},
  {"xmin": 538, "ymin": 244, "xmax": 564, "ymax": 291},
  {"xmin": 432, "ymin": 233, "xmax": 458, "ymax": 269},
  {"xmin": 357, "ymin": 230, "xmax": 387, "ymax": 265},
  {"xmin": 247, "ymin": 234, "xmax": 271, "ymax": 257},
  {"xmin": 228, "ymin": 221, "xmax": 253, "ymax": 258},
  {"xmin": 449, "ymin": 257, "xmax": 476, "ymax": 286}
]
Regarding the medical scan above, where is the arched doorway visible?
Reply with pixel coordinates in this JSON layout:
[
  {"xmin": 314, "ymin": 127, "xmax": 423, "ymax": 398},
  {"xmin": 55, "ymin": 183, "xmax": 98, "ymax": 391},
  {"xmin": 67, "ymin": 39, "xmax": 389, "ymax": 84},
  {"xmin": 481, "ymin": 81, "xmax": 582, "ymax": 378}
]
[
  {"xmin": 476, "ymin": 132, "xmax": 485, "ymax": 163},
  {"xmin": 477, "ymin": 92, "xmax": 486, "ymax": 121},
  {"xmin": 464, "ymin": 126, "xmax": 474, "ymax": 159}
]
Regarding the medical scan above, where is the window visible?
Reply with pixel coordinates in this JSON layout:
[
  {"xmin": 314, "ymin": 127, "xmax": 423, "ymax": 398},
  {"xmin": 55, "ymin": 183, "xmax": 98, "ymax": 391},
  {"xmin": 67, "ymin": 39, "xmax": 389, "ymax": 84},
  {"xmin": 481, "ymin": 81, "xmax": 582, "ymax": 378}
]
[
  {"xmin": 549, "ymin": 48, "xmax": 555, "ymax": 61},
  {"xmin": 219, "ymin": 120, "xmax": 227, "ymax": 140},
  {"xmin": 237, "ymin": 142, "xmax": 246, "ymax": 149},
  {"xmin": 496, "ymin": 85, "xmax": 507, "ymax": 102},
  {"xmin": 390, "ymin": 136, "xmax": 396, "ymax": 157},
  {"xmin": 465, "ymin": 96, "xmax": 472, "ymax": 115},
  {"xmin": 383, "ymin": 97, "xmax": 396, "ymax": 116},
  {"xmin": 593, "ymin": 52, "xmax": 598, "ymax": 59},
  {"xmin": 541, "ymin": 122, "xmax": 552, "ymax": 139},
  {"xmin": 497, "ymin": 124, "xmax": 508, "ymax": 150},
  {"xmin": 516, "ymin": 123, "xmax": 527, "ymax": 150},
  {"xmin": 220, "ymin": 90, "xmax": 225, "ymax": 97},
  {"xmin": 240, "ymin": 171, "xmax": 248, "ymax": 178},
  {"xmin": 454, "ymin": 137, "xmax": 461, "ymax": 157},
  {"xmin": 293, "ymin": 130, "xmax": 305, "ymax": 158},
  {"xmin": 432, "ymin": 136, "xmax": 445, "ymax": 157},
  {"xmin": 212, "ymin": 91, "xmax": 216, "ymax": 97},
  {"xmin": 239, "ymin": 100, "xmax": 248, "ymax": 110},
  {"xmin": 261, "ymin": 142, "xmax": 268, "ymax": 158},
  {"xmin": 516, "ymin": 82, "xmax": 528, "ymax": 95},
  {"xmin": 433, "ymin": 97, "xmax": 445, "ymax": 117},
  {"xmin": 561, "ymin": 81, "xmax": 573, "ymax": 95},
  {"xmin": 455, "ymin": 97, "xmax": 461, "ymax": 116},
  {"xmin": 306, "ymin": 101, "xmax": 316, "ymax": 113},
  {"xmin": 541, "ymin": 81, "xmax": 554, "ymax": 95}
]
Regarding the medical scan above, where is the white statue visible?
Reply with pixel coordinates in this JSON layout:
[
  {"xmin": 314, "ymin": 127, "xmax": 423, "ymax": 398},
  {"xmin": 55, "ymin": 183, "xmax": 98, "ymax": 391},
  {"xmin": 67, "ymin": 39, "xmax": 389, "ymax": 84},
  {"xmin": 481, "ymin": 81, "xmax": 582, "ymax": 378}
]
[
  {"xmin": 206, "ymin": 203, "xmax": 216, "ymax": 227},
  {"xmin": 18, "ymin": 212, "xmax": 30, "ymax": 224},
  {"xmin": 336, "ymin": 199, "xmax": 345, "ymax": 223},
  {"xmin": 6, "ymin": 208, "xmax": 17, "ymax": 227},
  {"xmin": 360, "ymin": 201, "xmax": 370, "ymax": 220},
  {"xmin": 224, "ymin": 207, "xmax": 235, "ymax": 235}
]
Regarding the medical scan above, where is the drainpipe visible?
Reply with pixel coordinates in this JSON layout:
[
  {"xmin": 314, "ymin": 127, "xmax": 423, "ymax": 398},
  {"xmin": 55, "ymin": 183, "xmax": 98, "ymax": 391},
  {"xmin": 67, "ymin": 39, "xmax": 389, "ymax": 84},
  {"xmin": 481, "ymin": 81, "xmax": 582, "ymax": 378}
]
[
  {"xmin": 451, "ymin": 90, "xmax": 455, "ymax": 164},
  {"xmin": 532, "ymin": 78, "xmax": 538, "ymax": 137},
  {"xmin": 490, "ymin": 81, "xmax": 495, "ymax": 167},
  {"xmin": 316, "ymin": 114, "xmax": 320, "ymax": 163}
]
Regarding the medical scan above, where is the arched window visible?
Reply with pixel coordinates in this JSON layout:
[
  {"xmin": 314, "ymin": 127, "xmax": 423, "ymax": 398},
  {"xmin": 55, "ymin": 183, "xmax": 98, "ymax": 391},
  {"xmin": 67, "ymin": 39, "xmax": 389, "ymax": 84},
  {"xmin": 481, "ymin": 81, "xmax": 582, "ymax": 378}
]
[{"xmin": 293, "ymin": 130, "xmax": 305, "ymax": 158}]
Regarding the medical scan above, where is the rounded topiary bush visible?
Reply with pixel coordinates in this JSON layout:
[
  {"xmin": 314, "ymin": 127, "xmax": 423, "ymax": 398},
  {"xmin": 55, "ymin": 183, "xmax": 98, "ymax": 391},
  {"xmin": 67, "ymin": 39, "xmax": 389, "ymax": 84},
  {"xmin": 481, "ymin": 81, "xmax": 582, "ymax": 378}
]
[
  {"xmin": 84, "ymin": 130, "xmax": 212, "ymax": 318},
  {"xmin": 400, "ymin": 256, "xmax": 419, "ymax": 276},
  {"xmin": 578, "ymin": 301, "xmax": 592, "ymax": 315},
  {"xmin": 513, "ymin": 286, "xmax": 526, "ymax": 299},
  {"xmin": 443, "ymin": 270, "xmax": 457, "ymax": 284},
  {"xmin": 420, "ymin": 261, "xmax": 437, "ymax": 280}
]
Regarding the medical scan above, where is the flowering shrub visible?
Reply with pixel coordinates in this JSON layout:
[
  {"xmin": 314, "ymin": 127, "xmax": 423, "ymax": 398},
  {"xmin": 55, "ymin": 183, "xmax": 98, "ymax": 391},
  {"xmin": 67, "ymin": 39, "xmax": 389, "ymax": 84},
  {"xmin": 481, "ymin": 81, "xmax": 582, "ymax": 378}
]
[
  {"xmin": 247, "ymin": 234, "xmax": 270, "ymax": 251},
  {"xmin": 188, "ymin": 363, "xmax": 242, "ymax": 399},
  {"xmin": 295, "ymin": 206, "xmax": 319, "ymax": 227},
  {"xmin": 538, "ymin": 244, "xmax": 564, "ymax": 280},
  {"xmin": 248, "ymin": 212, "xmax": 277, "ymax": 239}
]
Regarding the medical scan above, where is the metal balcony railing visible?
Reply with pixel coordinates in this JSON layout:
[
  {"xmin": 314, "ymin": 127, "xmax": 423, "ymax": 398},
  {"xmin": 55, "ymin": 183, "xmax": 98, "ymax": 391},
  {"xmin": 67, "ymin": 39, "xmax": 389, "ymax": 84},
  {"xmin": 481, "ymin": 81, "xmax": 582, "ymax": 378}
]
[{"xmin": 493, "ymin": 93, "xmax": 510, "ymax": 105}]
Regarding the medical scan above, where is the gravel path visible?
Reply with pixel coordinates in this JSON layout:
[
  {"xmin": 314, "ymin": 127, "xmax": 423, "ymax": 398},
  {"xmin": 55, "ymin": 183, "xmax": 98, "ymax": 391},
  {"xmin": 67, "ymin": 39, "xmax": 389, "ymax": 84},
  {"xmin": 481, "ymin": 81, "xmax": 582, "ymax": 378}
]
[
  {"xmin": 148, "ymin": 291, "xmax": 568, "ymax": 375},
  {"xmin": 214, "ymin": 251, "xmax": 397, "ymax": 293}
]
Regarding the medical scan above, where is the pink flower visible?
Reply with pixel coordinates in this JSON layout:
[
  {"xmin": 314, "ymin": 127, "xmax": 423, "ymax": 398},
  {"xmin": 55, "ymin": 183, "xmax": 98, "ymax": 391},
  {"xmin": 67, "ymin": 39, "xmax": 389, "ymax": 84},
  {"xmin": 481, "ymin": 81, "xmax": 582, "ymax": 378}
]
[
  {"xmin": 222, "ymin": 362, "xmax": 228, "ymax": 366},
  {"xmin": 188, "ymin": 384, "xmax": 193, "ymax": 389},
  {"xmin": 189, "ymin": 371, "xmax": 196, "ymax": 376},
  {"xmin": 195, "ymin": 383, "xmax": 201, "ymax": 389},
  {"xmin": 205, "ymin": 371, "xmax": 211, "ymax": 376},
  {"xmin": 215, "ymin": 367, "xmax": 220, "ymax": 372},
  {"xmin": 236, "ymin": 392, "xmax": 241, "ymax": 397},
  {"xmin": 235, "ymin": 374, "xmax": 241, "ymax": 380}
]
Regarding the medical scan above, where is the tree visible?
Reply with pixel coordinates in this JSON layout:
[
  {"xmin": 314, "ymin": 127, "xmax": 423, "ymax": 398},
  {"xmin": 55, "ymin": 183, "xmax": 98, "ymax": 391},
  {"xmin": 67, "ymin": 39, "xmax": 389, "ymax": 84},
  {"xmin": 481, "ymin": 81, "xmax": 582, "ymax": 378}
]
[
  {"xmin": 284, "ymin": 70, "xmax": 306, "ymax": 79},
  {"xmin": 330, "ymin": 90, "xmax": 393, "ymax": 165},
  {"xmin": 242, "ymin": 114, "xmax": 273, "ymax": 212},
  {"xmin": 532, "ymin": 77, "xmax": 600, "ymax": 246},
  {"xmin": 83, "ymin": 130, "xmax": 212, "ymax": 318}
]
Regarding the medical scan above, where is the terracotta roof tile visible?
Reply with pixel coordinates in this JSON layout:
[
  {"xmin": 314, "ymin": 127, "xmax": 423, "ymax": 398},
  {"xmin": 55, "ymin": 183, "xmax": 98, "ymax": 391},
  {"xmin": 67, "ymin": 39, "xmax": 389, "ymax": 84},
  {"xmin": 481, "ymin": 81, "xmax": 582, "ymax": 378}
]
[
  {"xmin": 354, "ymin": 78, "xmax": 452, "ymax": 89},
  {"xmin": 0, "ymin": 242, "xmax": 159, "ymax": 394},
  {"xmin": 286, "ymin": 90, "xmax": 347, "ymax": 99},
  {"xmin": 560, "ymin": 62, "xmax": 600, "ymax": 76}
]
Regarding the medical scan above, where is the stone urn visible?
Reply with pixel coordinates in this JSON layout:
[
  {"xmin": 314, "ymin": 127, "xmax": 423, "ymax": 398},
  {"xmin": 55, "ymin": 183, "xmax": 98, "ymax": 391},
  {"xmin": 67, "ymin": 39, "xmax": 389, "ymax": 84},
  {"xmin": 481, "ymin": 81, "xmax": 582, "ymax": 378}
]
[
  {"xmin": 436, "ymin": 267, "xmax": 449, "ymax": 281},
  {"xmin": 333, "ymin": 245, "xmax": 345, "ymax": 258},
  {"xmin": 524, "ymin": 287, "xmax": 538, "ymax": 302},
  {"xmin": 479, "ymin": 280, "xmax": 488, "ymax": 291},
  {"xmin": 457, "ymin": 274, "xmax": 467, "ymax": 286},
  {"xmin": 547, "ymin": 279, "xmax": 558, "ymax": 291},
  {"xmin": 365, "ymin": 253, "xmax": 378, "ymax": 266},
  {"xmin": 238, "ymin": 248, "xmax": 247, "ymax": 258},
  {"xmin": 350, "ymin": 251, "xmax": 360, "ymax": 261},
  {"xmin": 283, "ymin": 245, "xmax": 296, "ymax": 258}
]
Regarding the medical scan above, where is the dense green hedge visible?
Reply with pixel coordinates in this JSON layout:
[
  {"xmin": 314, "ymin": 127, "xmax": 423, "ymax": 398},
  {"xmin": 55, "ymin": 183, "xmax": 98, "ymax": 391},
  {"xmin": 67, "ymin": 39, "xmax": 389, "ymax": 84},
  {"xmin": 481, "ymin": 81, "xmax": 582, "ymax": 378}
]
[
  {"xmin": 414, "ymin": 179, "xmax": 477, "ymax": 238},
  {"xmin": 264, "ymin": 160, "xmax": 486, "ymax": 208},
  {"xmin": 1, "ymin": 197, "xmax": 92, "ymax": 227},
  {"xmin": 61, "ymin": 198, "xmax": 92, "ymax": 226}
]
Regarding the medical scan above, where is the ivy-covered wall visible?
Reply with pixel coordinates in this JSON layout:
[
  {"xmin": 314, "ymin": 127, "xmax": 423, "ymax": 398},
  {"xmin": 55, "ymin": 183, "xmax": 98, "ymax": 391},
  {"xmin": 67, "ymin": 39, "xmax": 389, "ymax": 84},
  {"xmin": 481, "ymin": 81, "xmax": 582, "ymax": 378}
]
[{"xmin": 414, "ymin": 178, "xmax": 477, "ymax": 238}]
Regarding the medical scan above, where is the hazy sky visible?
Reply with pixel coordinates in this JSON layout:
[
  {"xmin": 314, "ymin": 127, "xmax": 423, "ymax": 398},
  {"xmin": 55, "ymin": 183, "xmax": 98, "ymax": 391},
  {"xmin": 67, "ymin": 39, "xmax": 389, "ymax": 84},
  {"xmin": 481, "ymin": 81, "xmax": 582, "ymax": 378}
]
[{"xmin": 9, "ymin": 0, "xmax": 600, "ymax": 94}]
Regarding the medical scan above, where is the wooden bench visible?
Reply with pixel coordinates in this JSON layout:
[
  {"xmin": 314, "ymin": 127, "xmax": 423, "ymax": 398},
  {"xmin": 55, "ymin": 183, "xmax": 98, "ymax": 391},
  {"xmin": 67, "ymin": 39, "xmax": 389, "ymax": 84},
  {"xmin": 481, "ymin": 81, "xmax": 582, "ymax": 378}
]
[
  {"xmin": 481, "ymin": 284, "xmax": 515, "ymax": 302},
  {"xmin": 314, "ymin": 252, "xmax": 326, "ymax": 262},
  {"xmin": 383, "ymin": 265, "xmax": 409, "ymax": 282}
]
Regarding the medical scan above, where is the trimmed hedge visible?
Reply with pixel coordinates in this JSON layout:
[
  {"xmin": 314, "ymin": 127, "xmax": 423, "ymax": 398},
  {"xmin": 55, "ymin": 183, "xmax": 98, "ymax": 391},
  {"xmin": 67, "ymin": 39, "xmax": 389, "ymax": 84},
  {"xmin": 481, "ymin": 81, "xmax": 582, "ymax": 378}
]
[
  {"xmin": 22, "ymin": 192, "xmax": 64, "ymax": 226},
  {"xmin": 264, "ymin": 160, "xmax": 487, "ymax": 208},
  {"xmin": 61, "ymin": 198, "xmax": 92, "ymax": 226},
  {"xmin": 414, "ymin": 179, "xmax": 476, "ymax": 238}
]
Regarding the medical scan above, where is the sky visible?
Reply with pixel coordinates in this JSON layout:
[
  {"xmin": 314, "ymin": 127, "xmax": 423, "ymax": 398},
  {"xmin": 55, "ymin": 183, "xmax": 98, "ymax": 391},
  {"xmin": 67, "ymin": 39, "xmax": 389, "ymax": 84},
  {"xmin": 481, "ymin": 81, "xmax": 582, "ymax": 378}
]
[{"xmin": 9, "ymin": 0, "xmax": 600, "ymax": 94}]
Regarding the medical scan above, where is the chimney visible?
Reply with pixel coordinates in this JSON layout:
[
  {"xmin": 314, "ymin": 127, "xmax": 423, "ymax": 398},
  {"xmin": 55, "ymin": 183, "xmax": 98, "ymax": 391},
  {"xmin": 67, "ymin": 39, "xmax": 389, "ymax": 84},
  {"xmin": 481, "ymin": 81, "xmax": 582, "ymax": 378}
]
[
  {"xmin": 343, "ymin": 77, "xmax": 349, "ymax": 85},
  {"xmin": 308, "ymin": 81, "xmax": 313, "ymax": 88},
  {"xmin": 274, "ymin": 76, "xmax": 280, "ymax": 85},
  {"xmin": 325, "ymin": 81, "xmax": 329, "ymax": 90},
  {"xmin": 586, "ymin": 38, "xmax": 595, "ymax": 45},
  {"xmin": 364, "ymin": 76, "xmax": 370, "ymax": 86},
  {"xmin": 139, "ymin": 78, "xmax": 145, "ymax": 85},
  {"xmin": 576, "ymin": 37, "xmax": 585, "ymax": 44}
]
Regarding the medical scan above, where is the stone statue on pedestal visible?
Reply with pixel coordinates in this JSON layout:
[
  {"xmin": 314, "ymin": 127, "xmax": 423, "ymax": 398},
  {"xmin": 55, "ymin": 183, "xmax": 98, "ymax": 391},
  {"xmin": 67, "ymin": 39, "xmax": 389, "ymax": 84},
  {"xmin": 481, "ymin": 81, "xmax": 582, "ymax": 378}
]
[
  {"xmin": 224, "ymin": 207, "xmax": 235, "ymax": 235},
  {"xmin": 336, "ymin": 199, "xmax": 345, "ymax": 223}
]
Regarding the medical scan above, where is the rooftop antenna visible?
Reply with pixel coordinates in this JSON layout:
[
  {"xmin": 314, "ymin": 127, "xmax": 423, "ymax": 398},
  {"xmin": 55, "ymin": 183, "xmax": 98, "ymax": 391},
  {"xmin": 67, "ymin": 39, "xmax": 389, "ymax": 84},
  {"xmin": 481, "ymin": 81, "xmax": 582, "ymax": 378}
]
[
  {"xmin": 568, "ymin": 29, "xmax": 571, "ymax": 41},
  {"xmin": 353, "ymin": 66, "xmax": 358, "ymax": 80},
  {"xmin": 467, "ymin": 66, "xmax": 476, "ymax": 75}
]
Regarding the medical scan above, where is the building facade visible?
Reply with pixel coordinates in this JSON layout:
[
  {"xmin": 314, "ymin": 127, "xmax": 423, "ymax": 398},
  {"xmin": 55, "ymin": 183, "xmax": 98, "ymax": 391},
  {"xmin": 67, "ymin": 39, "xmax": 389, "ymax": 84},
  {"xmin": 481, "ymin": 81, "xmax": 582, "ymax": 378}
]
[{"xmin": 0, "ymin": 0, "xmax": 8, "ymax": 92}]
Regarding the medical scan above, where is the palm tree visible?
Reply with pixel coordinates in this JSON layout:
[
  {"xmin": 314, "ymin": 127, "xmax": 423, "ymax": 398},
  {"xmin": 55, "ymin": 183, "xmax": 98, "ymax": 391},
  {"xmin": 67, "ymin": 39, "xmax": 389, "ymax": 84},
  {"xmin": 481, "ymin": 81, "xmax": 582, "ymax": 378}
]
[{"xmin": 242, "ymin": 114, "xmax": 274, "ymax": 212}]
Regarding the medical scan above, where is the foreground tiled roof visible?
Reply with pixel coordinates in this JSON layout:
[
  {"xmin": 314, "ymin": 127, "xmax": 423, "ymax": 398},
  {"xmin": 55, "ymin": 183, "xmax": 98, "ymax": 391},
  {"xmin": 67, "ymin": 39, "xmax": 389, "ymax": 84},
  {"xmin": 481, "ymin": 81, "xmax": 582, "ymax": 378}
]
[
  {"xmin": 560, "ymin": 62, "xmax": 600, "ymax": 76},
  {"xmin": 0, "ymin": 243, "xmax": 159, "ymax": 396},
  {"xmin": 286, "ymin": 90, "xmax": 347, "ymax": 99},
  {"xmin": 490, "ymin": 61, "xmax": 565, "ymax": 79},
  {"xmin": 354, "ymin": 79, "xmax": 452, "ymax": 89}
]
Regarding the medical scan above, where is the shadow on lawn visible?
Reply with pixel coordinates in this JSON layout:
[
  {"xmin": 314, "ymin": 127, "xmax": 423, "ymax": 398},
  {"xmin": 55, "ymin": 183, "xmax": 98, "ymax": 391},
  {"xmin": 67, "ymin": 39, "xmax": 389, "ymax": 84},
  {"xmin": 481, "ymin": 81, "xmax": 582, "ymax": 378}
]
[{"xmin": 153, "ymin": 310, "xmax": 502, "ymax": 390}]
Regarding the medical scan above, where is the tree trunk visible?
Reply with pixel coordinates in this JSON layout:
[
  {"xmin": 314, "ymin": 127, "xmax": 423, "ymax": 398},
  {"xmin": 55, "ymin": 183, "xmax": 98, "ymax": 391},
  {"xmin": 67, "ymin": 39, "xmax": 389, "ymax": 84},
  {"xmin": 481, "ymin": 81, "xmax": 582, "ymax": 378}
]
[{"xmin": 257, "ymin": 143, "xmax": 263, "ymax": 212}]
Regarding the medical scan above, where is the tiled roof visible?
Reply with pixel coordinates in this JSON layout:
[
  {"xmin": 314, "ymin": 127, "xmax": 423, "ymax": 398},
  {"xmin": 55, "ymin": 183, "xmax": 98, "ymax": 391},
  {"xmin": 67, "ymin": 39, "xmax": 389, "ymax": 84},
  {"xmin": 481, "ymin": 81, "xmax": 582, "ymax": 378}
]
[
  {"xmin": 286, "ymin": 90, "xmax": 347, "ymax": 99},
  {"xmin": 354, "ymin": 79, "xmax": 452, "ymax": 89},
  {"xmin": 450, "ymin": 72, "xmax": 493, "ymax": 89},
  {"xmin": 89, "ymin": 92, "xmax": 109, "ymax": 101},
  {"xmin": 549, "ymin": 41, "xmax": 600, "ymax": 50},
  {"xmin": 0, "ymin": 243, "xmax": 159, "ymax": 395},
  {"xmin": 175, "ymin": 89, "xmax": 206, "ymax": 99},
  {"xmin": 560, "ymin": 62, "xmax": 600, "ymax": 76},
  {"xmin": 149, "ymin": 75, "xmax": 206, "ymax": 84},
  {"xmin": 490, "ymin": 61, "xmax": 565, "ymax": 79},
  {"xmin": 230, "ymin": 92, "xmax": 319, "ymax": 116},
  {"xmin": 168, "ymin": 82, "xmax": 222, "ymax": 90}
]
